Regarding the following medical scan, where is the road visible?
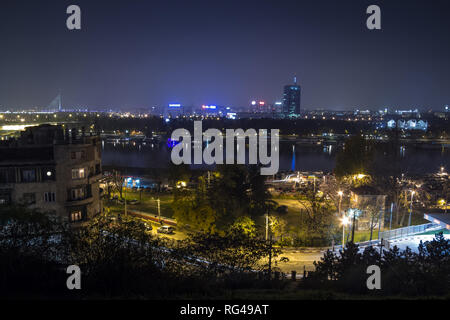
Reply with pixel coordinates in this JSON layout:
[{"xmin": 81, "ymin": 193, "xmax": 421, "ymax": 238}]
[
  {"xmin": 267, "ymin": 248, "xmax": 325, "ymax": 273},
  {"xmin": 127, "ymin": 207, "xmax": 326, "ymax": 272},
  {"xmin": 387, "ymin": 234, "xmax": 450, "ymax": 252},
  {"xmin": 146, "ymin": 220, "xmax": 187, "ymax": 241},
  {"xmin": 275, "ymin": 233, "xmax": 450, "ymax": 275}
]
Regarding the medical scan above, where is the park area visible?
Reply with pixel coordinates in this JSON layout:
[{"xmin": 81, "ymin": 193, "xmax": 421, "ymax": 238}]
[{"xmin": 103, "ymin": 187, "xmax": 429, "ymax": 248}]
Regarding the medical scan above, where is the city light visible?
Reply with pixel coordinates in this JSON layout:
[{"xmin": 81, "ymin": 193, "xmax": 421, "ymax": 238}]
[
  {"xmin": 1, "ymin": 124, "xmax": 37, "ymax": 131},
  {"xmin": 353, "ymin": 174, "xmax": 366, "ymax": 180},
  {"xmin": 341, "ymin": 216, "xmax": 350, "ymax": 226}
]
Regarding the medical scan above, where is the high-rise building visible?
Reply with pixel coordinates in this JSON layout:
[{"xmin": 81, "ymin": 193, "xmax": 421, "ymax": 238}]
[{"xmin": 282, "ymin": 76, "xmax": 301, "ymax": 117}]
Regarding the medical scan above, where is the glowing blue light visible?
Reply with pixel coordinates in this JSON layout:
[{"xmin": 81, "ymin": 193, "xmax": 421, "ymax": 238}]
[{"xmin": 167, "ymin": 138, "xmax": 180, "ymax": 148}]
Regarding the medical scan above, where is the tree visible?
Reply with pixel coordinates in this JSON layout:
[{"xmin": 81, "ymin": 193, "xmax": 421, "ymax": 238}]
[
  {"xmin": 369, "ymin": 130, "xmax": 407, "ymax": 227},
  {"xmin": 247, "ymin": 165, "xmax": 277, "ymax": 218},
  {"xmin": 208, "ymin": 165, "xmax": 252, "ymax": 229},
  {"xmin": 296, "ymin": 185, "xmax": 337, "ymax": 246},
  {"xmin": 229, "ymin": 216, "xmax": 257, "ymax": 237},
  {"xmin": 183, "ymin": 229, "xmax": 283, "ymax": 277},
  {"xmin": 268, "ymin": 216, "xmax": 287, "ymax": 243},
  {"xmin": 0, "ymin": 205, "xmax": 68, "ymax": 298},
  {"xmin": 320, "ymin": 174, "xmax": 351, "ymax": 215},
  {"xmin": 64, "ymin": 212, "xmax": 172, "ymax": 296},
  {"xmin": 305, "ymin": 233, "xmax": 450, "ymax": 296},
  {"xmin": 172, "ymin": 176, "xmax": 217, "ymax": 233},
  {"xmin": 111, "ymin": 170, "xmax": 124, "ymax": 199},
  {"xmin": 334, "ymin": 135, "xmax": 373, "ymax": 178},
  {"xmin": 167, "ymin": 162, "xmax": 191, "ymax": 186}
]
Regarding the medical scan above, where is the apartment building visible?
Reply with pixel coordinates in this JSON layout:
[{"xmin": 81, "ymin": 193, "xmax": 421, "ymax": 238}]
[{"xmin": 0, "ymin": 124, "xmax": 102, "ymax": 224}]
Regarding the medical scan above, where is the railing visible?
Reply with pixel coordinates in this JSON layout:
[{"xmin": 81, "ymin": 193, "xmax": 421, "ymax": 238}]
[{"xmin": 378, "ymin": 223, "xmax": 440, "ymax": 240}]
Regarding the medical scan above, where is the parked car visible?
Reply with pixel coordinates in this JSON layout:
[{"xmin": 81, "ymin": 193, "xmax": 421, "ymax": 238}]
[
  {"xmin": 157, "ymin": 225, "xmax": 175, "ymax": 234},
  {"xmin": 128, "ymin": 199, "xmax": 140, "ymax": 205}
]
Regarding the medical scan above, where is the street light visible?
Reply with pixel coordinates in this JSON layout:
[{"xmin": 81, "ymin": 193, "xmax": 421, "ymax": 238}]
[
  {"xmin": 157, "ymin": 198, "xmax": 161, "ymax": 223},
  {"xmin": 337, "ymin": 191, "xmax": 344, "ymax": 247},
  {"xmin": 341, "ymin": 215, "xmax": 350, "ymax": 249},
  {"xmin": 408, "ymin": 190, "xmax": 415, "ymax": 231}
]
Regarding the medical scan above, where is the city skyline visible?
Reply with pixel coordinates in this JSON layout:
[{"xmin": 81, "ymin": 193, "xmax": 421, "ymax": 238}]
[{"xmin": 1, "ymin": 0, "xmax": 450, "ymax": 110}]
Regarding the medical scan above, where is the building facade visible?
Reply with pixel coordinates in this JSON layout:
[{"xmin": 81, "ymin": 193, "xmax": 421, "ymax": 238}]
[
  {"xmin": 0, "ymin": 124, "xmax": 102, "ymax": 224},
  {"xmin": 282, "ymin": 76, "xmax": 301, "ymax": 117}
]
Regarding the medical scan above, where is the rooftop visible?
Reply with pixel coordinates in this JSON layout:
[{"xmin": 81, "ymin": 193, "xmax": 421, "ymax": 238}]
[{"xmin": 424, "ymin": 213, "xmax": 450, "ymax": 230}]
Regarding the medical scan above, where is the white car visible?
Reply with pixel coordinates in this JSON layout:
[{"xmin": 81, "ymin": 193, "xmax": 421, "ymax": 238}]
[{"xmin": 157, "ymin": 225, "xmax": 175, "ymax": 234}]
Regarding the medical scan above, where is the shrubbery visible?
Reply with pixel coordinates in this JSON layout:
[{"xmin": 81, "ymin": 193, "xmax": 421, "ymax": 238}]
[
  {"xmin": 0, "ymin": 207, "xmax": 284, "ymax": 298},
  {"xmin": 302, "ymin": 233, "xmax": 450, "ymax": 296}
]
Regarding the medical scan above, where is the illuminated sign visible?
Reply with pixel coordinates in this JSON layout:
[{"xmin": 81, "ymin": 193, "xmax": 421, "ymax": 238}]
[
  {"xmin": 202, "ymin": 105, "xmax": 217, "ymax": 109},
  {"xmin": 168, "ymin": 103, "xmax": 181, "ymax": 108},
  {"xmin": 226, "ymin": 112, "xmax": 237, "ymax": 119},
  {"xmin": 259, "ymin": 101, "xmax": 265, "ymax": 105}
]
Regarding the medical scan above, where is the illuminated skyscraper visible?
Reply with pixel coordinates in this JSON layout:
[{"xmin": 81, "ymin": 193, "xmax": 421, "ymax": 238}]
[{"xmin": 282, "ymin": 76, "xmax": 301, "ymax": 117}]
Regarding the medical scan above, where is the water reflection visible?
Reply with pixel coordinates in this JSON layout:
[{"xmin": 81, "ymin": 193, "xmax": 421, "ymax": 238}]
[{"xmin": 101, "ymin": 139, "xmax": 449, "ymax": 174}]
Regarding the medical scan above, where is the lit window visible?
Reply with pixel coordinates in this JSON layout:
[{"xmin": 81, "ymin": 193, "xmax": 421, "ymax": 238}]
[
  {"xmin": 71, "ymin": 168, "xmax": 85, "ymax": 179},
  {"xmin": 70, "ymin": 210, "xmax": 83, "ymax": 222}
]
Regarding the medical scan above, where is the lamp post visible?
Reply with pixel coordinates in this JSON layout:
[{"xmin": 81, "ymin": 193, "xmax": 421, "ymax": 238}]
[
  {"xmin": 408, "ymin": 190, "xmax": 415, "ymax": 232},
  {"xmin": 338, "ymin": 191, "xmax": 344, "ymax": 247},
  {"xmin": 341, "ymin": 216, "xmax": 349, "ymax": 249},
  {"xmin": 124, "ymin": 178, "xmax": 127, "ymax": 216},
  {"xmin": 157, "ymin": 198, "xmax": 161, "ymax": 223}
]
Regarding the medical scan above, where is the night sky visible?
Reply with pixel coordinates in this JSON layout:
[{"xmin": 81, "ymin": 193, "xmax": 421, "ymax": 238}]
[{"xmin": 1, "ymin": 0, "xmax": 450, "ymax": 110}]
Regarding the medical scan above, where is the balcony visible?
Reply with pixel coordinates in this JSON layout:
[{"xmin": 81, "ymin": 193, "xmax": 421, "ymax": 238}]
[{"xmin": 65, "ymin": 195, "xmax": 94, "ymax": 206}]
